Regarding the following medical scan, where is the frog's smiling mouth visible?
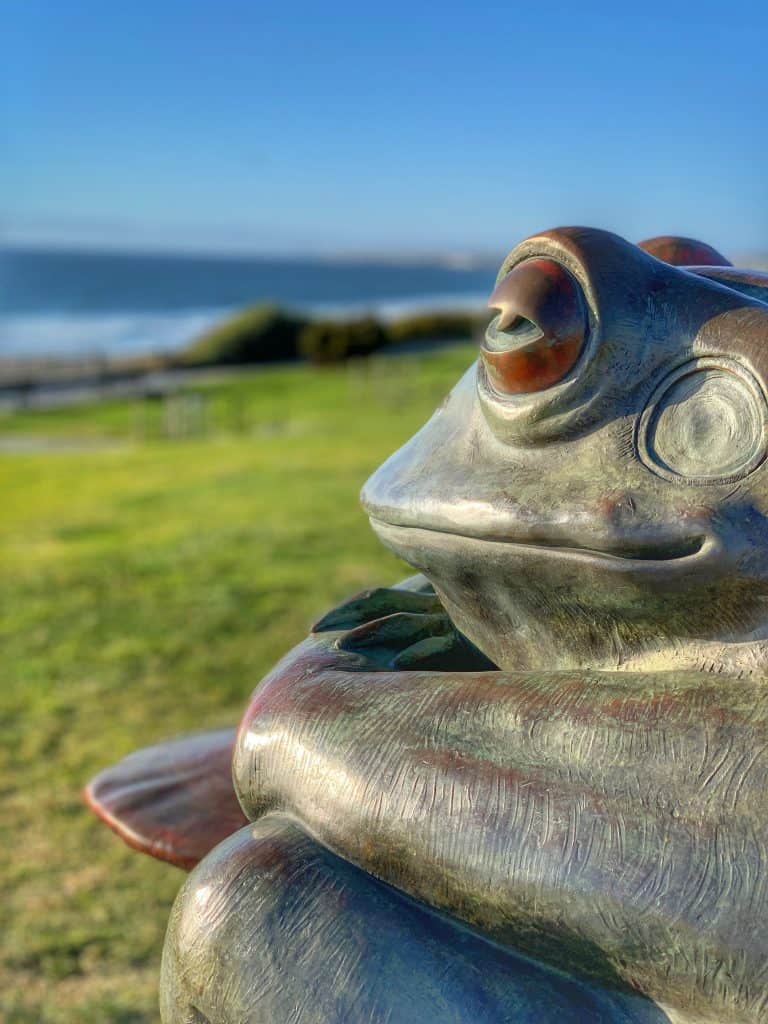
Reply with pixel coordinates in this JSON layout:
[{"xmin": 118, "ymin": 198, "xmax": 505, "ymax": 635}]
[{"xmin": 368, "ymin": 516, "xmax": 719, "ymax": 573}]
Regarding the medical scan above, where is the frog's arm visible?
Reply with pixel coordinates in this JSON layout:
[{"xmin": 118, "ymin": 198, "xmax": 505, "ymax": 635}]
[{"xmin": 234, "ymin": 629, "xmax": 768, "ymax": 1023}]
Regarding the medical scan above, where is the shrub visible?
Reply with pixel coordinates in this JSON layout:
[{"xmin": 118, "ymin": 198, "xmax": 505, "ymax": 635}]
[
  {"xmin": 388, "ymin": 311, "xmax": 488, "ymax": 344},
  {"xmin": 179, "ymin": 304, "xmax": 307, "ymax": 366},
  {"xmin": 177, "ymin": 304, "xmax": 491, "ymax": 369},
  {"xmin": 299, "ymin": 316, "xmax": 390, "ymax": 365}
]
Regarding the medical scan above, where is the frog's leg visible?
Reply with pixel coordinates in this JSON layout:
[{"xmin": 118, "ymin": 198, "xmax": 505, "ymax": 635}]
[{"xmin": 160, "ymin": 814, "xmax": 666, "ymax": 1024}]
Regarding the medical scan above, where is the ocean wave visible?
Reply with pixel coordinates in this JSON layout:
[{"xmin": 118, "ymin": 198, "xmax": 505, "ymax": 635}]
[{"xmin": 0, "ymin": 309, "xmax": 235, "ymax": 358}]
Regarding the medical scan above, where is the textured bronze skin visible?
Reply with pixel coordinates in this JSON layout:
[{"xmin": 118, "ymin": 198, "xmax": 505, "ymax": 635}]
[{"xmin": 87, "ymin": 227, "xmax": 768, "ymax": 1022}]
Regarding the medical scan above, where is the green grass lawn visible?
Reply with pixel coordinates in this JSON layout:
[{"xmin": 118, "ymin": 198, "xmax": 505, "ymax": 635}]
[{"xmin": 0, "ymin": 345, "xmax": 476, "ymax": 1023}]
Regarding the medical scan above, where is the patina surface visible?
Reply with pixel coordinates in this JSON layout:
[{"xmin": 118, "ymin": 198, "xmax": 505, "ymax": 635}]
[{"xmin": 87, "ymin": 227, "xmax": 768, "ymax": 1022}]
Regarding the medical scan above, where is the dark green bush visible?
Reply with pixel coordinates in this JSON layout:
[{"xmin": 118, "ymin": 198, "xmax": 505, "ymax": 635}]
[
  {"xmin": 387, "ymin": 310, "xmax": 488, "ymax": 344},
  {"xmin": 179, "ymin": 304, "xmax": 307, "ymax": 366},
  {"xmin": 177, "ymin": 304, "xmax": 488, "ymax": 369},
  {"xmin": 299, "ymin": 316, "xmax": 390, "ymax": 364}
]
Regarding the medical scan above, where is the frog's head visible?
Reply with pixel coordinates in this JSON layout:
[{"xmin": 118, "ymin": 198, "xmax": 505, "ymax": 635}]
[{"xmin": 362, "ymin": 227, "xmax": 768, "ymax": 673}]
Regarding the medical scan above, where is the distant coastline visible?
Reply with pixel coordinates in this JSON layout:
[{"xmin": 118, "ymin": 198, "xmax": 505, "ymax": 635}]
[
  {"xmin": 0, "ymin": 246, "xmax": 497, "ymax": 361},
  {"xmin": 5, "ymin": 243, "xmax": 764, "ymax": 364}
]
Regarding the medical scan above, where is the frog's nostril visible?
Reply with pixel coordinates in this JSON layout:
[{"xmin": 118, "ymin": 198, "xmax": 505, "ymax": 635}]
[{"xmin": 483, "ymin": 258, "xmax": 587, "ymax": 395}]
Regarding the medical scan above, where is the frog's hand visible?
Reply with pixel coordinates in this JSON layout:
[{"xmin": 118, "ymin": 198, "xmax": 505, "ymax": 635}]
[
  {"xmin": 313, "ymin": 576, "xmax": 496, "ymax": 671},
  {"xmin": 311, "ymin": 576, "xmax": 440, "ymax": 632},
  {"xmin": 84, "ymin": 728, "xmax": 247, "ymax": 869},
  {"xmin": 235, "ymin": 634, "xmax": 768, "ymax": 1022}
]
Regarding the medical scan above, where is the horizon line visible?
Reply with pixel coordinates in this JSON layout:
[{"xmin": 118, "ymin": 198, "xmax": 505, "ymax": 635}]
[{"xmin": 3, "ymin": 237, "xmax": 502, "ymax": 270}]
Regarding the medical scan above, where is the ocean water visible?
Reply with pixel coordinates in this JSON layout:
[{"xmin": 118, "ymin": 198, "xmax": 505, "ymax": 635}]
[{"xmin": 0, "ymin": 247, "xmax": 495, "ymax": 359}]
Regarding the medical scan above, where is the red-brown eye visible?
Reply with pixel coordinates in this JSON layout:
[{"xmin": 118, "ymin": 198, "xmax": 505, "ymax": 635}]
[{"xmin": 482, "ymin": 258, "xmax": 587, "ymax": 395}]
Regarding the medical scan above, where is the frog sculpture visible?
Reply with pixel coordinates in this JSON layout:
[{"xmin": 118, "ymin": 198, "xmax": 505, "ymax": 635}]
[{"xmin": 86, "ymin": 227, "xmax": 768, "ymax": 1024}]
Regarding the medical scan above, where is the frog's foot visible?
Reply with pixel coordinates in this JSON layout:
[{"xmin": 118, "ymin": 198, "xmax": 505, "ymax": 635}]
[
  {"xmin": 313, "ymin": 578, "xmax": 496, "ymax": 671},
  {"xmin": 160, "ymin": 814, "xmax": 666, "ymax": 1024},
  {"xmin": 84, "ymin": 728, "xmax": 246, "ymax": 869}
]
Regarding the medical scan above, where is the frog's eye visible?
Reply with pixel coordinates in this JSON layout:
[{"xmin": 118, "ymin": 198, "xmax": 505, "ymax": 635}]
[
  {"xmin": 639, "ymin": 358, "xmax": 768, "ymax": 484},
  {"xmin": 482, "ymin": 258, "xmax": 587, "ymax": 395}
]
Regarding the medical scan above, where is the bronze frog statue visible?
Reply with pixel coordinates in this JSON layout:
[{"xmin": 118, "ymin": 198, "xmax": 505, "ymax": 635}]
[{"xmin": 87, "ymin": 228, "xmax": 768, "ymax": 1023}]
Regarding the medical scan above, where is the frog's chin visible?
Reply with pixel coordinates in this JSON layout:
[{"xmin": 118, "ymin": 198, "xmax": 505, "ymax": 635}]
[{"xmin": 368, "ymin": 517, "xmax": 745, "ymax": 673}]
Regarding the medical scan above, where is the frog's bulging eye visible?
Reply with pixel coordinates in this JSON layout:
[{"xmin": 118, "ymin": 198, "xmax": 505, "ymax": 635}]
[
  {"xmin": 482, "ymin": 258, "xmax": 587, "ymax": 395},
  {"xmin": 639, "ymin": 358, "xmax": 768, "ymax": 484}
]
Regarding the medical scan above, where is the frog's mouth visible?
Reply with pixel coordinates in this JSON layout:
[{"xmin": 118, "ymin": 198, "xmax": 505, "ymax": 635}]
[{"xmin": 367, "ymin": 516, "xmax": 719, "ymax": 575}]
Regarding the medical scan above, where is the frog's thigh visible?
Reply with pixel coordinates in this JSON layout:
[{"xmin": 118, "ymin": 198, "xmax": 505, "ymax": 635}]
[{"xmin": 160, "ymin": 814, "xmax": 667, "ymax": 1024}]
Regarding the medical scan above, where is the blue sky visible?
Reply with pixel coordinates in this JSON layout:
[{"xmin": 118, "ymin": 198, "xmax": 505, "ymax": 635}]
[{"xmin": 4, "ymin": 0, "xmax": 767, "ymax": 256}]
